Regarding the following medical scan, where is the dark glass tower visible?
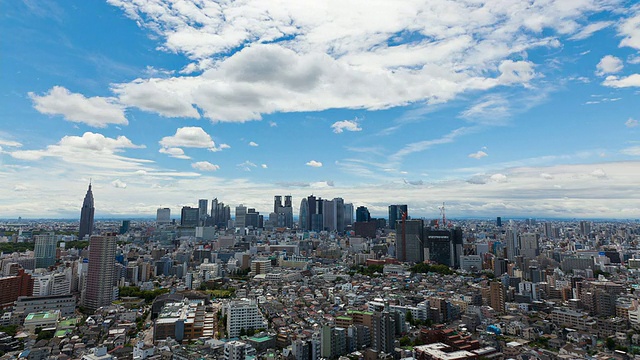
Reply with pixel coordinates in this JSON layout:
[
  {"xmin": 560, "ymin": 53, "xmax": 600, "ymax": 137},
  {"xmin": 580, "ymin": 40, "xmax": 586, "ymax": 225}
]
[{"xmin": 79, "ymin": 183, "xmax": 95, "ymax": 240}]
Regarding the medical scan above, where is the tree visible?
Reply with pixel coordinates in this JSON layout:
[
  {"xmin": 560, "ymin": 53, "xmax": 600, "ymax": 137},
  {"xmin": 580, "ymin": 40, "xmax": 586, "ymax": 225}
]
[
  {"xmin": 399, "ymin": 336, "xmax": 411, "ymax": 347},
  {"xmin": 606, "ymin": 337, "xmax": 616, "ymax": 351},
  {"xmin": 239, "ymin": 328, "xmax": 246, "ymax": 337},
  {"xmin": 246, "ymin": 328, "xmax": 256, "ymax": 337},
  {"xmin": 406, "ymin": 311, "xmax": 414, "ymax": 325}
]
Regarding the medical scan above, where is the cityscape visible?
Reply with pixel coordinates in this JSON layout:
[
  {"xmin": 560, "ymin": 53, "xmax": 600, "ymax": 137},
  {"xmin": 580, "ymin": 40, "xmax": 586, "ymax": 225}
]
[
  {"xmin": 3, "ymin": 1, "xmax": 640, "ymax": 360},
  {"xmin": 0, "ymin": 185, "xmax": 639, "ymax": 360}
]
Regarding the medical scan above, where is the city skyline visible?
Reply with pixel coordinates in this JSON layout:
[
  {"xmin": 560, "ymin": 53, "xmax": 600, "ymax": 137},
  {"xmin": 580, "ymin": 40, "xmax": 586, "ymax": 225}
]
[{"xmin": 2, "ymin": 1, "xmax": 640, "ymax": 219}]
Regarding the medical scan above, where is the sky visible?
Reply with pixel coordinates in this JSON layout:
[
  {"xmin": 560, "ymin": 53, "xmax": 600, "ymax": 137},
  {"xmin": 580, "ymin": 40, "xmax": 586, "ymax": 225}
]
[{"xmin": 1, "ymin": 0, "xmax": 640, "ymax": 219}]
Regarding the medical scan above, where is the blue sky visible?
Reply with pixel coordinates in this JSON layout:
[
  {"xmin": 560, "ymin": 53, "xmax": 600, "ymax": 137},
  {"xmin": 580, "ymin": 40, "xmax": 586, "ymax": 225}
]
[{"xmin": 1, "ymin": 0, "xmax": 640, "ymax": 219}]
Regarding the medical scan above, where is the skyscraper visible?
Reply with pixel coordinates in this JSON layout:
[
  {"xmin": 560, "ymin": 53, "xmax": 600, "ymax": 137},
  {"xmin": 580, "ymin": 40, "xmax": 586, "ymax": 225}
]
[
  {"xmin": 156, "ymin": 208, "xmax": 171, "ymax": 224},
  {"xmin": 198, "ymin": 199, "xmax": 208, "ymax": 225},
  {"xmin": 397, "ymin": 219, "xmax": 424, "ymax": 263},
  {"xmin": 274, "ymin": 195, "xmax": 283, "ymax": 213},
  {"xmin": 388, "ymin": 204, "xmax": 408, "ymax": 230},
  {"xmin": 235, "ymin": 205, "xmax": 247, "ymax": 228},
  {"xmin": 180, "ymin": 206, "xmax": 199, "ymax": 227},
  {"xmin": 355, "ymin": 206, "xmax": 371, "ymax": 222},
  {"xmin": 299, "ymin": 198, "xmax": 309, "ymax": 230},
  {"xmin": 34, "ymin": 233, "xmax": 57, "ymax": 269},
  {"xmin": 79, "ymin": 183, "xmax": 95, "ymax": 240},
  {"xmin": 83, "ymin": 234, "xmax": 116, "ymax": 311}
]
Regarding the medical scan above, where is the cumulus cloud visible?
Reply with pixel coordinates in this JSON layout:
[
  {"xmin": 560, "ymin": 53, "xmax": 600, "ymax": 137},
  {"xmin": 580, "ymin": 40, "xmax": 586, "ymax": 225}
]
[
  {"xmin": 8, "ymin": 132, "xmax": 150, "ymax": 172},
  {"xmin": 29, "ymin": 86, "xmax": 127, "ymax": 128},
  {"xmin": 98, "ymin": 0, "xmax": 609, "ymax": 123},
  {"xmin": 626, "ymin": 118, "xmax": 639, "ymax": 128},
  {"xmin": 540, "ymin": 173, "xmax": 554, "ymax": 180},
  {"xmin": 618, "ymin": 11, "xmax": 640, "ymax": 50},
  {"xmin": 306, "ymin": 160, "xmax": 323, "ymax": 167},
  {"xmin": 261, "ymin": 164, "xmax": 268, "ymax": 169},
  {"xmin": 192, "ymin": 161, "xmax": 220, "ymax": 171},
  {"xmin": 590, "ymin": 168, "xmax": 607, "ymax": 178},
  {"xmin": 602, "ymin": 74, "xmax": 640, "ymax": 88},
  {"xmin": 331, "ymin": 119, "xmax": 362, "ymax": 133},
  {"xmin": 160, "ymin": 127, "xmax": 215, "ymax": 148},
  {"xmin": 468, "ymin": 150, "xmax": 488, "ymax": 159},
  {"xmin": 596, "ymin": 55, "xmax": 623, "ymax": 76},
  {"xmin": 248, "ymin": 141, "xmax": 259, "ymax": 147},
  {"xmin": 159, "ymin": 147, "xmax": 190, "ymax": 159},
  {"xmin": 111, "ymin": 179, "xmax": 127, "ymax": 188}
]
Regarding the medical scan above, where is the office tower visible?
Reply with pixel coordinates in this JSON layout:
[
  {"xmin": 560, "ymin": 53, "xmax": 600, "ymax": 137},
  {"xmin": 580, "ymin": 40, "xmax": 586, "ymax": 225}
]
[
  {"xmin": 425, "ymin": 228, "xmax": 463, "ymax": 268},
  {"xmin": 388, "ymin": 204, "xmax": 408, "ymax": 230},
  {"xmin": 344, "ymin": 203, "xmax": 354, "ymax": 228},
  {"xmin": 580, "ymin": 221, "xmax": 591, "ymax": 236},
  {"xmin": 397, "ymin": 219, "xmax": 424, "ymax": 263},
  {"xmin": 83, "ymin": 234, "xmax": 116, "ymax": 311},
  {"xmin": 34, "ymin": 233, "xmax": 57, "ymax": 269},
  {"xmin": 323, "ymin": 199, "xmax": 336, "ymax": 231},
  {"xmin": 119, "ymin": 220, "xmax": 130, "ymax": 235},
  {"xmin": 333, "ymin": 198, "xmax": 345, "ymax": 233},
  {"xmin": 489, "ymin": 281, "xmax": 506, "ymax": 313},
  {"xmin": 180, "ymin": 206, "xmax": 199, "ymax": 227},
  {"xmin": 235, "ymin": 205, "xmax": 247, "ymax": 228},
  {"xmin": 79, "ymin": 183, "xmax": 95, "ymax": 240},
  {"xmin": 306, "ymin": 195, "xmax": 324, "ymax": 231},
  {"xmin": 211, "ymin": 199, "xmax": 230, "ymax": 228},
  {"xmin": 505, "ymin": 228, "xmax": 518, "ymax": 261},
  {"xmin": 494, "ymin": 258, "xmax": 508, "ymax": 277},
  {"xmin": 284, "ymin": 195, "xmax": 292, "ymax": 208},
  {"xmin": 156, "ymin": 208, "xmax": 171, "ymax": 224},
  {"xmin": 274, "ymin": 195, "xmax": 283, "ymax": 213},
  {"xmin": 519, "ymin": 233, "xmax": 540, "ymax": 259},
  {"xmin": 355, "ymin": 206, "xmax": 371, "ymax": 222},
  {"xmin": 245, "ymin": 208, "xmax": 260, "ymax": 228},
  {"xmin": 496, "ymin": 217, "xmax": 502, "ymax": 227},
  {"xmin": 299, "ymin": 198, "xmax": 309, "ymax": 230},
  {"xmin": 198, "ymin": 199, "xmax": 208, "ymax": 225}
]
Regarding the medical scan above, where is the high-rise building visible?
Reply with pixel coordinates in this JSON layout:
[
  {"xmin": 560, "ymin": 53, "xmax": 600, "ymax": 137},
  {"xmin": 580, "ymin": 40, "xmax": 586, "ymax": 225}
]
[
  {"xmin": 83, "ymin": 234, "xmax": 116, "ymax": 311},
  {"xmin": 284, "ymin": 195, "xmax": 292, "ymax": 208},
  {"xmin": 198, "ymin": 199, "xmax": 208, "ymax": 225},
  {"xmin": 211, "ymin": 198, "xmax": 230, "ymax": 228},
  {"xmin": 425, "ymin": 228, "xmax": 463, "ymax": 268},
  {"xmin": 580, "ymin": 221, "xmax": 591, "ymax": 236},
  {"xmin": 79, "ymin": 183, "xmax": 95, "ymax": 240},
  {"xmin": 519, "ymin": 233, "xmax": 540, "ymax": 259},
  {"xmin": 396, "ymin": 219, "xmax": 424, "ymax": 263},
  {"xmin": 372, "ymin": 311, "xmax": 396, "ymax": 353},
  {"xmin": 34, "ymin": 233, "xmax": 57, "ymax": 269},
  {"xmin": 343, "ymin": 203, "xmax": 354, "ymax": 228},
  {"xmin": 274, "ymin": 196, "xmax": 283, "ymax": 213},
  {"xmin": 235, "ymin": 205, "xmax": 247, "ymax": 228},
  {"xmin": 299, "ymin": 198, "xmax": 309, "ymax": 230},
  {"xmin": 224, "ymin": 299, "xmax": 268, "ymax": 338},
  {"xmin": 496, "ymin": 217, "xmax": 502, "ymax": 227},
  {"xmin": 355, "ymin": 206, "xmax": 371, "ymax": 222},
  {"xmin": 388, "ymin": 205, "xmax": 408, "ymax": 230},
  {"xmin": 156, "ymin": 208, "xmax": 171, "ymax": 224},
  {"xmin": 307, "ymin": 195, "xmax": 324, "ymax": 232},
  {"xmin": 180, "ymin": 206, "xmax": 199, "ymax": 227},
  {"xmin": 505, "ymin": 228, "xmax": 518, "ymax": 261},
  {"xmin": 489, "ymin": 281, "xmax": 506, "ymax": 313}
]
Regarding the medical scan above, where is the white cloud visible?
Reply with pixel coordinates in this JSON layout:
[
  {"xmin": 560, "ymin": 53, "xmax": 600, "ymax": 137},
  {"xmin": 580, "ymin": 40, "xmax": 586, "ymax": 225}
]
[
  {"xmin": 468, "ymin": 150, "xmax": 488, "ymax": 159},
  {"xmin": 13, "ymin": 185, "xmax": 27, "ymax": 192},
  {"xmin": 99, "ymin": 0, "xmax": 615, "ymax": 123},
  {"xmin": 269, "ymin": 121, "xmax": 277, "ymax": 127},
  {"xmin": 621, "ymin": 146, "xmax": 640, "ymax": 156},
  {"xmin": 331, "ymin": 119, "xmax": 362, "ymax": 133},
  {"xmin": 261, "ymin": 164, "xmax": 268, "ymax": 169},
  {"xmin": 0, "ymin": 139, "xmax": 22, "ymax": 147},
  {"xmin": 159, "ymin": 147, "xmax": 190, "ymax": 159},
  {"xmin": 595, "ymin": 55, "xmax": 623, "ymax": 76},
  {"xmin": 618, "ymin": 11, "xmax": 640, "ymax": 50},
  {"xmin": 29, "ymin": 86, "xmax": 127, "ymax": 128},
  {"xmin": 249, "ymin": 141, "xmax": 259, "ymax": 147},
  {"xmin": 590, "ymin": 168, "xmax": 607, "ymax": 179},
  {"xmin": 540, "ymin": 173, "xmax": 554, "ymax": 180},
  {"xmin": 306, "ymin": 160, "xmax": 323, "ymax": 167},
  {"xmin": 460, "ymin": 95, "xmax": 510, "ymax": 124},
  {"xmin": 569, "ymin": 21, "xmax": 614, "ymax": 40},
  {"xmin": 602, "ymin": 74, "xmax": 640, "ymax": 88},
  {"xmin": 237, "ymin": 161, "xmax": 257, "ymax": 171},
  {"xmin": 626, "ymin": 118, "xmax": 639, "ymax": 128},
  {"xmin": 111, "ymin": 179, "xmax": 127, "ymax": 188},
  {"xmin": 160, "ymin": 127, "xmax": 215, "ymax": 148},
  {"xmin": 10, "ymin": 132, "xmax": 145, "ymax": 170},
  {"xmin": 490, "ymin": 173, "xmax": 508, "ymax": 182},
  {"xmin": 192, "ymin": 161, "xmax": 220, "ymax": 171}
]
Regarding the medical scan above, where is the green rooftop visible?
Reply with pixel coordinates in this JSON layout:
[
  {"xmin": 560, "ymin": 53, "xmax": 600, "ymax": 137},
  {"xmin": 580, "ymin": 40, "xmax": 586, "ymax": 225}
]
[
  {"xmin": 58, "ymin": 318, "xmax": 78, "ymax": 328},
  {"xmin": 248, "ymin": 336, "xmax": 272, "ymax": 343},
  {"xmin": 336, "ymin": 316, "xmax": 353, "ymax": 321},
  {"xmin": 347, "ymin": 310, "xmax": 373, "ymax": 315},
  {"xmin": 25, "ymin": 312, "xmax": 58, "ymax": 320}
]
